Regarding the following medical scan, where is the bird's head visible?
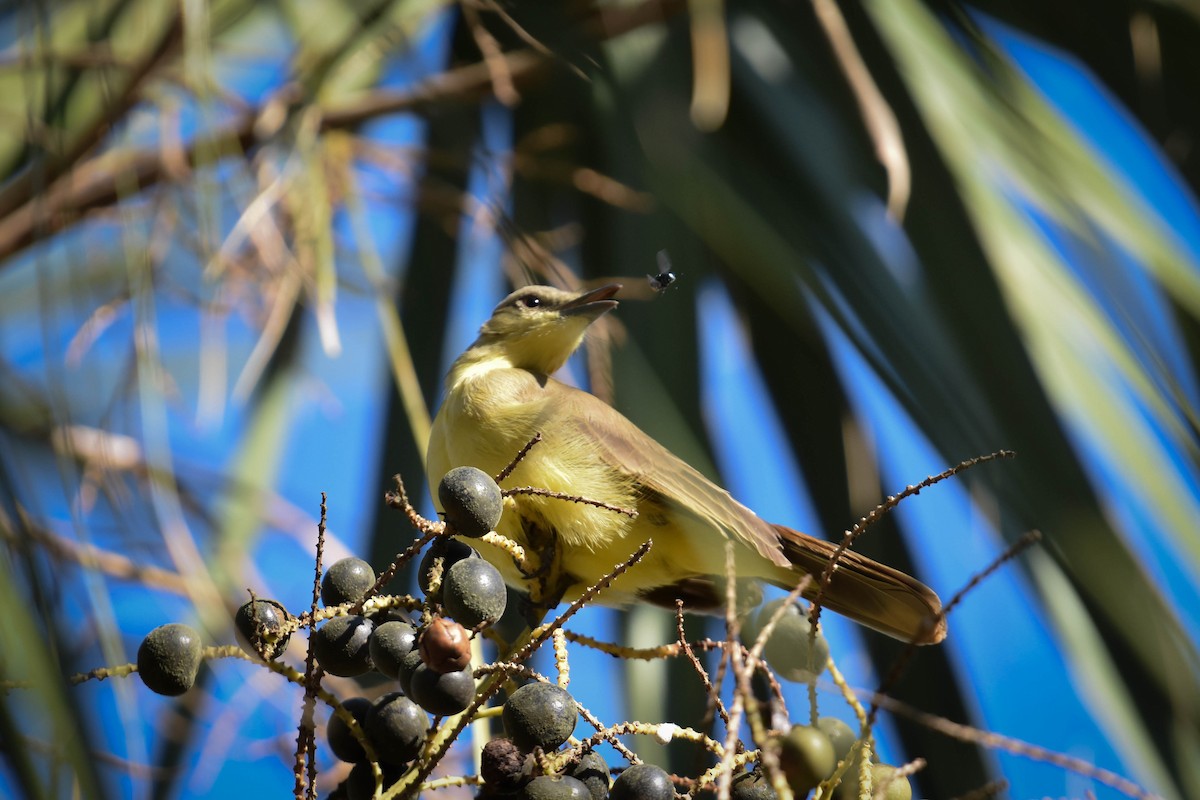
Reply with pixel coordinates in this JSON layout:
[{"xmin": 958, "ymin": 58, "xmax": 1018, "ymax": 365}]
[{"xmin": 470, "ymin": 284, "xmax": 621, "ymax": 375}]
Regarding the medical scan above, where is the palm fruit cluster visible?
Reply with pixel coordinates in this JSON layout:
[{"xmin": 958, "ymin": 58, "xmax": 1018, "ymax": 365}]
[{"xmin": 129, "ymin": 462, "xmax": 913, "ymax": 799}]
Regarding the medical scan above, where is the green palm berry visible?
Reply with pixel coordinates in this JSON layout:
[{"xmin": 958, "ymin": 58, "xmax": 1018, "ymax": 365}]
[
  {"xmin": 234, "ymin": 598, "xmax": 292, "ymax": 661},
  {"xmin": 312, "ymin": 615, "xmax": 374, "ymax": 677},
  {"xmin": 817, "ymin": 716, "xmax": 857, "ymax": 764},
  {"xmin": 438, "ymin": 466, "xmax": 503, "ymax": 537},
  {"xmin": 609, "ymin": 764, "xmax": 673, "ymax": 800},
  {"xmin": 326, "ymin": 696, "xmax": 372, "ymax": 763},
  {"xmin": 567, "ymin": 751, "xmax": 610, "ymax": 800},
  {"xmin": 408, "ymin": 662, "xmax": 475, "ymax": 716},
  {"xmin": 749, "ymin": 599, "xmax": 830, "ymax": 683},
  {"xmin": 443, "ymin": 557, "xmax": 507, "ymax": 629},
  {"xmin": 868, "ymin": 764, "xmax": 912, "ymax": 800},
  {"xmin": 321, "ymin": 557, "xmax": 376, "ymax": 607},
  {"xmin": 521, "ymin": 775, "xmax": 590, "ymax": 799},
  {"xmin": 137, "ymin": 623, "xmax": 203, "ymax": 696},
  {"xmin": 503, "ymin": 682, "xmax": 577, "ymax": 752},
  {"xmin": 365, "ymin": 692, "xmax": 426, "ymax": 766},
  {"xmin": 776, "ymin": 724, "xmax": 836, "ymax": 794},
  {"xmin": 369, "ymin": 620, "xmax": 419, "ymax": 679}
]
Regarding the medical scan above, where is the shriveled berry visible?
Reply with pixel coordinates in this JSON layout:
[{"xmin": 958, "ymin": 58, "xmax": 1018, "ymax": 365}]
[
  {"xmin": 482, "ymin": 737, "xmax": 527, "ymax": 791},
  {"xmin": 749, "ymin": 599, "xmax": 829, "ymax": 683},
  {"xmin": 396, "ymin": 649, "xmax": 424, "ymax": 696},
  {"xmin": 520, "ymin": 775, "xmax": 590, "ymax": 800},
  {"xmin": 443, "ymin": 557, "xmax": 507, "ymax": 629},
  {"xmin": 419, "ymin": 617, "xmax": 471, "ymax": 673},
  {"xmin": 365, "ymin": 692, "xmax": 426, "ymax": 766},
  {"xmin": 610, "ymin": 763, "xmax": 673, "ymax": 800},
  {"xmin": 730, "ymin": 770, "xmax": 776, "ymax": 799},
  {"xmin": 137, "ymin": 623, "xmax": 203, "ymax": 696},
  {"xmin": 408, "ymin": 662, "xmax": 475, "ymax": 715},
  {"xmin": 776, "ymin": 724, "xmax": 836, "ymax": 794},
  {"xmin": 235, "ymin": 598, "xmax": 292, "ymax": 661},
  {"xmin": 312, "ymin": 615, "xmax": 374, "ymax": 677},
  {"xmin": 321, "ymin": 557, "xmax": 376, "ymax": 607},
  {"xmin": 326, "ymin": 696, "xmax": 372, "ymax": 763},
  {"xmin": 418, "ymin": 538, "xmax": 478, "ymax": 603},
  {"xmin": 438, "ymin": 466, "xmax": 503, "ymax": 537},
  {"xmin": 567, "ymin": 751, "xmax": 610, "ymax": 800},
  {"xmin": 503, "ymin": 682, "xmax": 576, "ymax": 753},
  {"xmin": 370, "ymin": 620, "xmax": 419, "ymax": 679}
]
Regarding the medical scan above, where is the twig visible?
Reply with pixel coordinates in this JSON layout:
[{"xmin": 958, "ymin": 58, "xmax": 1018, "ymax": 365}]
[
  {"xmin": 462, "ymin": 2, "xmax": 519, "ymax": 106},
  {"xmin": 503, "ymin": 486, "xmax": 638, "ymax": 518},
  {"xmin": 809, "ymin": 451, "xmax": 1016, "ymax": 635},
  {"xmin": 675, "ymin": 600, "xmax": 731, "ymax": 729},
  {"xmin": 0, "ymin": 0, "xmax": 687, "ymax": 263},
  {"xmin": 293, "ymin": 493, "xmax": 328, "ymax": 800},
  {"xmin": 811, "ymin": 0, "xmax": 910, "ymax": 220},
  {"xmin": 869, "ymin": 530, "xmax": 1042, "ymax": 723},
  {"xmin": 495, "ymin": 432, "xmax": 542, "ymax": 484},
  {"xmin": 868, "ymin": 693, "xmax": 1162, "ymax": 800}
]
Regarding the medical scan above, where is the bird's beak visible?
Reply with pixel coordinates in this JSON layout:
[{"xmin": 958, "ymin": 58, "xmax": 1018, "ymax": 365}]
[{"xmin": 561, "ymin": 283, "xmax": 621, "ymax": 320}]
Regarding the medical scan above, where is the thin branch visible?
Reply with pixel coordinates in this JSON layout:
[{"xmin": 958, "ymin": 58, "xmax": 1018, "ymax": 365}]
[
  {"xmin": 0, "ymin": 0, "xmax": 686, "ymax": 264},
  {"xmin": 811, "ymin": 0, "xmax": 910, "ymax": 220},
  {"xmin": 869, "ymin": 692, "xmax": 1162, "ymax": 800}
]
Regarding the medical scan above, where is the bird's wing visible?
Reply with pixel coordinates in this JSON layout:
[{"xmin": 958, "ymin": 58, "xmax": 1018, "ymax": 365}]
[
  {"xmin": 547, "ymin": 380, "xmax": 791, "ymax": 569},
  {"xmin": 776, "ymin": 526, "xmax": 946, "ymax": 644}
]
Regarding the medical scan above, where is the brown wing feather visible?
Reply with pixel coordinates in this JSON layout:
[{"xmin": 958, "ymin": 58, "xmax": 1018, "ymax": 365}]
[
  {"xmin": 543, "ymin": 380, "xmax": 947, "ymax": 644},
  {"xmin": 550, "ymin": 380, "xmax": 790, "ymax": 568},
  {"xmin": 776, "ymin": 525, "xmax": 946, "ymax": 644}
]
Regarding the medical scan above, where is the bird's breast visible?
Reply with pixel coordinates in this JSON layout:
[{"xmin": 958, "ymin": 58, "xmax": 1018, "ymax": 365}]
[{"xmin": 428, "ymin": 368, "xmax": 642, "ymax": 591}]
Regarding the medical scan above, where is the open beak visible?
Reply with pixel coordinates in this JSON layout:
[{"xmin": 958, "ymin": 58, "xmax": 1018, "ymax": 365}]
[{"xmin": 561, "ymin": 283, "xmax": 622, "ymax": 320}]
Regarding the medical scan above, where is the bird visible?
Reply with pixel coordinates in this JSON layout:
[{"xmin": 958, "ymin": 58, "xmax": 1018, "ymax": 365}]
[{"xmin": 426, "ymin": 283, "xmax": 946, "ymax": 644}]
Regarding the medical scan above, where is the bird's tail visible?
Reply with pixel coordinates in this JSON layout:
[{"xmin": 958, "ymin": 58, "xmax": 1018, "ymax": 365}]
[{"xmin": 773, "ymin": 525, "xmax": 947, "ymax": 645}]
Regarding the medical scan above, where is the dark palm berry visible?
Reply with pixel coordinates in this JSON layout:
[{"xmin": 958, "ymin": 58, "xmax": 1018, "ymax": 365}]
[
  {"xmin": 567, "ymin": 751, "xmax": 610, "ymax": 800},
  {"xmin": 443, "ymin": 558, "xmax": 507, "ymax": 629},
  {"xmin": 502, "ymin": 682, "xmax": 577, "ymax": 753},
  {"xmin": 327, "ymin": 696, "xmax": 373, "ymax": 763},
  {"xmin": 312, "ymin": 615, "xmax": 374, "ymax": 677},
  {"xmin": 234, "ymin": 598, "xmax": 292, "ymax": 661},
  {"xmin": 482, "ymin": 737, "xmax": 527, "ymax": 791},
  {"xmin": 438, "ymin": 466, "xmax": 503, "ymax": 537},
  {"xmin": 520, "ymin": 775, "xmax": 590, "ymax": 800},
  {"xmin": 748, "ymin": 599, "xmax": 829, "ymax": 683},
  {"xmin": 369, "ymin": 620, "xmax": 419, "ymax": 679},
  {"xmin": 730, "ymin": 770, "xmax": 776, "ymax": 799},
  {"xmin": 365, "ymin": 692, "xmax": 426, "ymax": 766},
  {"xmin": 408, "ymin": 662, "xmax": 475, "ymax": 715},
  {"xmin": 345, "ymin": 761, "xmax": 401, "ymax": 800},
  {"xmin": 396, "ymin": 649, "xmax": 424, "ymax": 696},
  {"xmin": 137, "ymin": 623, "xmax": 203, "ymax": 696},
  {"xmin": 322, "ymin": 557, "xmax": 376, "ymax": 607},
  {"xmin": 419, "ymin": 617, "xmax": 472, "ymax": 673},
  {"xmin": 776, "ymin": 724, "xmax": 835, "ymax": 794},
  {"xmin": 609, "ymin": 763, "xmax": 673, "ymax": 800},
  {"xmin": 418, "ymin": 538, "xmax": 479, "ymax": 603}
]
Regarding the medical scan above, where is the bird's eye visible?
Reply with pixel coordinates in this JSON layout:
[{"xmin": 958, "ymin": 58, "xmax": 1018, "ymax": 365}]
[{"xmin": 517, "ymin": 296, "xmax": 541, "ymax": 309}]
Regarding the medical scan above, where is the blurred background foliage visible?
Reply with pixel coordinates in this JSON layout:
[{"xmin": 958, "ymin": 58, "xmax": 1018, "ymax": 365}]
[{"xmin": 1, "ymin": 0, "xmax": 1198, "ymax": 798}]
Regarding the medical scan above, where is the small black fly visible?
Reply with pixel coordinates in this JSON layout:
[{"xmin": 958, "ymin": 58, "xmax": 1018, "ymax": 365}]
[{"xmin": 647, "ymin": 250, "xmax": 678, "ymax": 293}]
